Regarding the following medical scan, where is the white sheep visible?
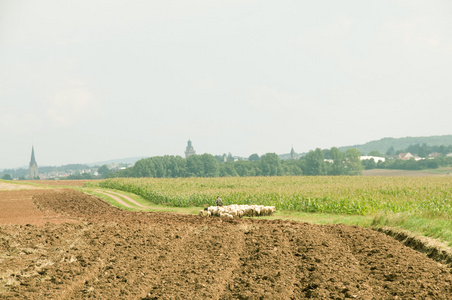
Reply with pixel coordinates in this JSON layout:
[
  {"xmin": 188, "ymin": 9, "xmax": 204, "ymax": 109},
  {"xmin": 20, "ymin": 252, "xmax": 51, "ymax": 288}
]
[
  {"xmin": 229, "ymin": 209, "xmax": 238, "ymax": 217},
  {"xmin": 199, "ymin": 210, "xmax": 212, "ymax": 217},
  {"xmin": 204, "ymin": 204, "xmax": 275, "ymax": 218},
  {"xmin": 219, "ymin": 212, "xmax": 233, "ymax": 219},
  {"xmin": 254, "ymin": 207, "xmax": 261, "ymax": 216},
  {"xmin": 209, "ymin": 206, "xmax": 219, "ymax": 216}
]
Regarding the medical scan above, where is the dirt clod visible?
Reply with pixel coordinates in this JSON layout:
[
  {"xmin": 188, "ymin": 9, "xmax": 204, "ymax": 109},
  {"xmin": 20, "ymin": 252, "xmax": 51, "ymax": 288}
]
[{"xmin": 1, "ymin": 189, "xmax": 452, "ymax": 299}]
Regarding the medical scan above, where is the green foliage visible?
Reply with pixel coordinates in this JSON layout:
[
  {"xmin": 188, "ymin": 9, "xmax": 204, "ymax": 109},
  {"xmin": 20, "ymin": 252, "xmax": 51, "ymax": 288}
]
[
  {"xmin": 97, "ymin": 165, "xmax": 110, "ymax": 178},
  {"xmin": 362, "ymin": 158, "xmax": 377, "ymax": 170},
  {"xmin": 248, "ymin": 153, "xmax": 260, "ymax": 161},
  {"xmin": 0, "ymin": 168, "xmax": 27, "ymax": 179},
  {"xmin": 303, "ymin": 148, "xmax": 327, "ymax": 175},
  {"xmin": 107, "ymin": 144, "xmax": 452, "ymax": 179},
  {"xmin": 371, "ymin": 213, "xmax": 452, "ymax": 247},
  {"xmin": 402, "ymin": 143, "xmax": 452, "ymax": 157},
  {"xmin": 374, "ymin": 157, "xmax": 450, "ymax": 171},
  {"xmin": 233, "ymin": 161, "xmax": 256, "ymax": 176},
  {"xmin": 328, "ymin": 147, "xmax": 346, "ymax": 175},
  {"xmin": 345, "ymin": 148, "xmax": 363, "ymax": 175},
  {"xmin": 2, "ymin": 174, "xmax": 13, "ymax": 180},
  {"xmin": 386, "ymin": 146, "xmax": 395, "ymax": 156},
  {"xmin": 129, "ymin": 156, "xmax": 187, "ymax": 178},
  {"xmin": 220, "ymin": 162, "xmax": 239, "ymax": 177},
  {"xmin": 338, "ymin": 135, "xmax": 452, "ymax": 155},
  {"xmin": 112, "ymin": 153, "xmax": 304, "ymax": 178},
  {"xmin": 259, "ymin": 153, "xmax": 282, "ymax": 176},
  {"xmin": 186, "ymin": 154, "xmax": 219, "ymax": 177},
  {"xmin": 97, "ymin": 176, "xmax": 452, "ymax": 217},
  {"xmin": 368, "ymin": 150, "xmax": 384, "ymax": 157},
  {"xmin": 110, "ymin": 147, "xmax": 385, "ymax": 178}
]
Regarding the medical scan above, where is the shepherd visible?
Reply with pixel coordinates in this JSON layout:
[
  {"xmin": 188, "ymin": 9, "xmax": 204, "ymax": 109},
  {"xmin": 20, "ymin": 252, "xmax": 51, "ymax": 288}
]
[{"xmin": 216, "ymin": 196, "xmax": 223, "ymax": 207}]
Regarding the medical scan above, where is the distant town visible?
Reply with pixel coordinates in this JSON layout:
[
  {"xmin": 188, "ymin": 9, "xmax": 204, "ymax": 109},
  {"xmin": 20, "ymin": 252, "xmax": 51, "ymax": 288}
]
[
  {"xmin": 1, "ymin": 146, "xmax": 134, "ymax": 181},
  {"xmin": 2, "ymin": 136, "xmax": 452, "ymax": 180}
]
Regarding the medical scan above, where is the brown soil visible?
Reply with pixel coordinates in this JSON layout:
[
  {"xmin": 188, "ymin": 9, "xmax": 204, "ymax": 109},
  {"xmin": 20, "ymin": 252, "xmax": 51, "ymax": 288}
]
[
  {"xmin": 0, "ymin": 190, "xmax": 77, "ymax": 226},
  {"xmin": 1, "ymin": 189, "xmax": 452, "ymax": 299}
]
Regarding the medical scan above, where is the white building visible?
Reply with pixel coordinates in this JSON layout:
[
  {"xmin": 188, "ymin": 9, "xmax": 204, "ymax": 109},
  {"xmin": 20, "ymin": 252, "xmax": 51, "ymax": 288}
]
[{"xmin": 360, "ymin": 156, "xmax": 385, "ymax": 163}]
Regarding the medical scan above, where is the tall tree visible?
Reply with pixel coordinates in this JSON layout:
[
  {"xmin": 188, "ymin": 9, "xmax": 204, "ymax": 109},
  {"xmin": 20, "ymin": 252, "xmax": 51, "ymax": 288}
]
[
  {"xmin": 2, "ymin": 174, "xmax": 13, "ymax": 180},
  {"xmin": 259, "ymin": 153, "xmax": 282, "ymax": 176},
  {"xmin": 386, "ymin": 146, "xmax": 395, "ymax": 156},
  {"xmin": 303, "ymin": 148, "xmax": 327, "ymax": 175},
  {"xmin": 345, "ymin": 148, "xmax": 363, "ymax": 175},
  {"xmin": 187, "ymin": 155, "xmax": 204, "ymax": 177},
  {"xmin": 201, "ymin": 153, "xmax": 219, "ymax": 177},
  {"xmin": 248, "ymin": 153, "xmax": 260, "ymax": 161},
  {"xmin": 329, "ymin": 147, "xmax": 345, "ymax": 175},
  {"xmin": 97, "ymin": 164, "xmax": 110, "ymax": 178}
]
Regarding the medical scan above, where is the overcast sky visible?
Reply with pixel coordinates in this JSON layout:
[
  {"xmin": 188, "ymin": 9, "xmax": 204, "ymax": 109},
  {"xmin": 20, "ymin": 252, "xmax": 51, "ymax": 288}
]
[{"xmin": 1, "ymin": 0, "xmax": 452, "ymax": 169}]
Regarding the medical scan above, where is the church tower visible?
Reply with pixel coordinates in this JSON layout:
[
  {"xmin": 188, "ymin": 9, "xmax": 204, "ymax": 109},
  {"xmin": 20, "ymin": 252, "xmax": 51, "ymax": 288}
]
[
  {"xmin": 185, "ymin": 140, "xmax": 196, "ymax": 158},
  {"xmin": 290, "ymin": 146, "xmax": 297, "ymax": 160},
  {"xmin": 29, "ymin": 146, "xmax": 39, "ymax": 179}
]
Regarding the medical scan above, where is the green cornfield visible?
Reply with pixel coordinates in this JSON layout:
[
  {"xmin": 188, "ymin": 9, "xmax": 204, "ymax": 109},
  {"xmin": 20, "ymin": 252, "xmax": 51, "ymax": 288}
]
[{"xmin": 94, "ymin": 176, "xmax": 452, "ymax": 216}]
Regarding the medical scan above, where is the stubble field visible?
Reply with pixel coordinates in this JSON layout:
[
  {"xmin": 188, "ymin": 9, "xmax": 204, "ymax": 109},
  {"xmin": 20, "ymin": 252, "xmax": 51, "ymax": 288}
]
[{"xmin": 1, "ymin": 183, "xmax": 452, "ymax": 299}]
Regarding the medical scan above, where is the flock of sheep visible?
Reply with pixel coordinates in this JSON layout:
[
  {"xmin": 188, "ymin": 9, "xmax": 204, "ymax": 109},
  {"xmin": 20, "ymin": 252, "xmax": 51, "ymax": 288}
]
[{"xmin": 199, "ymin": 204, "xmax": 276, "ymax": 219}]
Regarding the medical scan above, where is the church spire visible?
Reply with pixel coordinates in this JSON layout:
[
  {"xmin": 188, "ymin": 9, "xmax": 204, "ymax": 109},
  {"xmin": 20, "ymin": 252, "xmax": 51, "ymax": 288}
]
[
  {"xmin": 29, "ymin": 146, "xmax": 39, "ymax": 179},
  {"xmin": 30, "ymin": 146, "xmax": 37, "ymax": 167},
  {"xmin": 290, "ymin": 146, "xmax": 296, "ymax": 160}
]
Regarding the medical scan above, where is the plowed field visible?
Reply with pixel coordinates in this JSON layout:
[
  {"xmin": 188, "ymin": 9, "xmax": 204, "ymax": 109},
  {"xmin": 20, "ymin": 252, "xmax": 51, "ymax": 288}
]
[{"xmin": 1, "ymin": 188, "xmax": 452, "ymax": 299}]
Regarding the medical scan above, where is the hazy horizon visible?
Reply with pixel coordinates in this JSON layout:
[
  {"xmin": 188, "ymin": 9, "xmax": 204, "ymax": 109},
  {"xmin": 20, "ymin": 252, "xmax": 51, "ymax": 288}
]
[
  {"xmin": 1, "ymin": 1, "xmax": 452, "ymax": 169},
  {"xmin": 4, "ymin": 134, "xmax": 452, "ymax": 170}
]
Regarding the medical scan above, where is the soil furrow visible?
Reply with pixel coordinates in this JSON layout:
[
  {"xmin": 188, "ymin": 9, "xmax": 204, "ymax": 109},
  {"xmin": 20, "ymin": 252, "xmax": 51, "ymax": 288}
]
[
  {"xmin": 220, "ymin": 222, "xmax": 299, "ymax": 299},
  {"xmin": 143, "ymin": 221, "xmax": 245, "ymax": 299},
  {"xmin": 1, "ymin": 189, "xmax": 452, "ymax": 299}
]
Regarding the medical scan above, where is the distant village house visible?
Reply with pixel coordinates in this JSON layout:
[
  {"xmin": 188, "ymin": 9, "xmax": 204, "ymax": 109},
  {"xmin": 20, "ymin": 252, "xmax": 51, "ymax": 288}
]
[
  {"xmin": 398, "ymin": 152, "xmax": 414, "ymax": 160},
  {"xmin": 398, "ymin": 152, "xmax": 423, "ymax": 161}
]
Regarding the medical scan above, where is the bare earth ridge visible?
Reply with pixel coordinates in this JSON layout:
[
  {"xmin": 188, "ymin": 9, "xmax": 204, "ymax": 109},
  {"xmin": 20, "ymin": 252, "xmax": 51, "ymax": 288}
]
[{"xmin": 1, "ymin": 188, "xmax": 451, "ymax": 299}]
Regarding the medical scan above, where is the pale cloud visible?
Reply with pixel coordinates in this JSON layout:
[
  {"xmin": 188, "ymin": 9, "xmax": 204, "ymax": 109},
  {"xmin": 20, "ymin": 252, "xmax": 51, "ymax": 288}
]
[
  {"xmin": 379, "ymin": 12, "xmax": 452, "ymax": 55},
  {"xmin": 384, "ymin": 18, "xmax": 436, "ymax": 46},
  {"xmin": 294, "ymin": 15, "xmax": 355, "ymax": 59},
  {"xmin": 1, "ymin": 0, "xmax": 451, "ymax": 169},
  {"xmin": 45, "ymin": 83, "xmax": 96, "ymax": 126},
  {"xmin": 0, "ymin": 112, "xmax": 42, "ymax": 134},
  {"xmin": 193, "ymin": 76, "xmax": 217, "ymax": 93},
  {"xmin": 245, "ymin": 85, "xmax": 318, "ymax": 113},
  {"xmin": 0, "ymin": 0, "xmax": 258, "ymax": 48}
]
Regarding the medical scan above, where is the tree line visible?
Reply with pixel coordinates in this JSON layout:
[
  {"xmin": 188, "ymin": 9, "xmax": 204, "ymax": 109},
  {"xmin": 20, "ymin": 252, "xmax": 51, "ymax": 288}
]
[
  {"xmin": 108, "ymin": 147, "xmax": 364, "ymax": 178},
  {"xmin": 3, "ymin": 143, "xmax": 451, "ymax": 180},
  {"xmin": 385, "ymin": 143, "xmax": 452, "ymax": 157},
  {"xmin": 362, "ymin": 143, "xmax": 452, "ymax": 171},
  {"xmin": 362, "ymin": 155, "xmax": 452, "ymax": 171}
]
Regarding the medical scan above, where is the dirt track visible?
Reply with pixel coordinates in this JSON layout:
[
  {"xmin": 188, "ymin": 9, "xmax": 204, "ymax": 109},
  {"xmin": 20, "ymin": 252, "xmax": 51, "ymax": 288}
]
[{"xmin": 1, "ymin": 189, "xmax": 452, "ymax": 299}]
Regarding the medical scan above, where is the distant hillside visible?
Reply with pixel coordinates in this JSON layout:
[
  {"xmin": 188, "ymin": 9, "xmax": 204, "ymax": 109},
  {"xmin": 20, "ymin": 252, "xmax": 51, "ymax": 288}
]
[
  {"xmin": 338, "ymin": 135, "xmax": 452, "ymax": 155},
  {"xmin": 87, "ymin": 156, "xmax": 146, "ymax": 167}
]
